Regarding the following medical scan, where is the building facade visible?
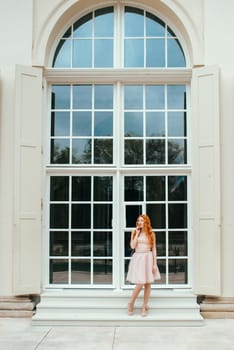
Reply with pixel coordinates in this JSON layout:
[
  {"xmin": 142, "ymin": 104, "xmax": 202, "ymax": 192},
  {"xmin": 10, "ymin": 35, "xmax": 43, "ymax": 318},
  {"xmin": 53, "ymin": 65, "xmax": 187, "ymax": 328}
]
[{"xmin": 0, "ymin": 0, "xmax": 234, "ymax": 323}]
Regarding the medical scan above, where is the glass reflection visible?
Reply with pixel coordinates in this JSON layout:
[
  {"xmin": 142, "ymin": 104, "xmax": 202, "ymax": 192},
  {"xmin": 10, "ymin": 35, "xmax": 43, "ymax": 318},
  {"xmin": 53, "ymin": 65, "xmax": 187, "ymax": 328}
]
[
  {"xmin": 53, "ymin": 40, "xmax": 71, "ymax": 68},
  {"xmin": 168, "ymin": 204, "xmax": 187, "ymax": 229},
  {"xmin": 50, "ymin": 204, "xmax": 69, "ymax": 229},
  {"xmin": 146, "ymin": 12, "xmax": 165, "ymax": 36},
  {"xmin": 168, "ymin": 259, "xmax": 187, "ymax": 284},
  {"xmin": 168, "ymin": 176, "xmax": 187, "ymax": 201},
  {"xmin": 72, "ymin": 139, "xmax": 91, "ymax": 164},
  {"xmin": 126, "ymin": 206, "xmax": 142, "ymax": 227},
  {"xmin": 94, "ymin": 177, "xmax": 112, "ymax": 201},
  {"xmin": 124, "ymin": 176, "xmax": 143, "ymax": 201},
  {"xmin": 72, "ymin": 112, "xmax": 92, "ymax": 136},
  {"xmin": 93, "ymin": 232, "xmax": 112, "ymax": 256},
  {"xmin": 124, "ymin": 231, "xmax": 132, "ymax": 257},
  {"xmin": 72, "ymin": 231, "xmax": 91, "ymax": 256},
  {"xmin": 168, "ymin": 39, "xmax": 185, "ymax": 67},
  {"xmin": 146, "ymin": 85, "xmax": 165, "ymax": 110},
  {"xmin": 50, "ymin": 259, "xmax": 68, "ymax": 284},
  {"xmin": 125, "ymin": 7, "xmax": 144, "ymax": 37},
  {"xmin": 124, "ymin": 39, "xmax": 144, "ymax": 67},
  {"xmin": 71, "ymin": 259, "xmax": 91, "ymax": 284},
  {"xmin": 51, "ymin": 139, "xmax": 70, "ymax": 164},
  {"xmin": 146, "ymin": 139, "xmax": 165, "ymax": 164},
  {"xmin": 93, "ymin": 260, "xmax": 112, "ymax": 284},
  {"xmin": 124, "ymin": 112, "xmax": 143, "ymax": 137},
  {"xmin": 50, "ymin": 176, "xmax": 69, "ymax": 201},
  {"xmin": 167, "ymin": 85, "xmax": 186, "ymax": 109},
  {"xmin": 124, "ymin": 85, "xmax": 143, "ymax": 109},
  {"xmin": 72, "ymin": 176, "xmax": 91, "ymax": 201},
  {"xmin": 94, "ymin": 40, "xmax": 113, "ymax": 67},
  {"xmin": 125, "ymin": 140, "xmax": 143, "ymax": 164},
  {"xmin": 169, "ymin": 231, "xmax": 187, "ymax": 256},
  {"xmin": 155, "ymin": 232, "xmax": 166, "ymax": 256},
  {"xmin": 94, "ymin": 112, "xmax": 113, "ymax": 136},
  {"xmin": 168, "ymin": 112, "xmax": 186, "ymax": 137},
  {"xmin": 146, "ymin": 204, "xmax": 165, "ymax": 229},
  {"xmin": 72, "ymin": 204, "xmax": 91, "ymax": 228},
  {"xmin": 146, "ymin": 176, "xmax": 165, "ymax": 201},
  {"xmin": 146, "ymin": 112, "xmax": 165, "ymax": 137},
  {"xmin": 73, "ymin": 85, "xmax": 92, "ymax": 109},
  {"xmin": 168, "ymin": 139, "xmax": 186, "ymax": 164},
  {"xmin": 51, "ymin": 85, "xmax": 70, "ymax": 109},
  {"xmin": 94, "ymin": 7, "xmax": 114, "ymax": 37},
  {"xmin": 73, "ymin": 13, "xmax": 92, "ymax": 37},
  {"xmin": 146, "ymin": 39, "xmax": 165, "ymax": 67},
  {"xmin": 93, "ymin": 204, "xmax": 112, "ymax": 228},
  {"xmin": 94, "ymin": 139, "xmax": 113, "ymax": 164},
  {"xmin": 94, "ymin": 85, "xmax": 113, "ymax": 109},
  {"xmin": 50, "ymin": 231, "xmax": 68, "ymax": 256},
  {"xmin": 73, "ymin": 40, "xmax": 92, "ymax": 67},
  {"xmin": 51, "ymin": 112, "xmax": 70, "ymax": 137}
]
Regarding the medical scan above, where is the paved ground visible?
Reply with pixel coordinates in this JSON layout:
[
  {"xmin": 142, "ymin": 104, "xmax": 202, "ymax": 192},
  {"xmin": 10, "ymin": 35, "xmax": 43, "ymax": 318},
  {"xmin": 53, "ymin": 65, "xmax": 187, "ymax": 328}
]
[{"xmin": 0, "ymin": 318, "xmax": 234, "ymax": 350}]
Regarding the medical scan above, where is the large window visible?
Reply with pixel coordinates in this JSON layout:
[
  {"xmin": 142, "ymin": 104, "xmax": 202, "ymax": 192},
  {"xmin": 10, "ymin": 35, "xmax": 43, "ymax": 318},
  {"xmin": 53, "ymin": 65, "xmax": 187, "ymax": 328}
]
[{"xmin": 46, "ymin": 4, "xmax": 190, "ymax": 288}]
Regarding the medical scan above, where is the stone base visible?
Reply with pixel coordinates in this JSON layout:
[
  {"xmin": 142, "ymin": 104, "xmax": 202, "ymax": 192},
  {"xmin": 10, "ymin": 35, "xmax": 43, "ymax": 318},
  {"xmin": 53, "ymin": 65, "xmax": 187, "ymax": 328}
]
[
  {"xmin": 200, "ymin": 297, "xmax": 234, "ymax": 319},
  {"xmin": 0, "ymin": 296, "xmax": 37, "ymax": 318}
]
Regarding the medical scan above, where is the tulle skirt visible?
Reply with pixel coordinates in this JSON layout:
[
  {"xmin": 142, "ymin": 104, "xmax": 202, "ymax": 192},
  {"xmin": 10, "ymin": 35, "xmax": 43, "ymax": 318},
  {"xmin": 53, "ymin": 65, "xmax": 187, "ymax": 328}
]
[{"xmin": 127, "ymin": 251, "xmax": 161, "ymax": 284}]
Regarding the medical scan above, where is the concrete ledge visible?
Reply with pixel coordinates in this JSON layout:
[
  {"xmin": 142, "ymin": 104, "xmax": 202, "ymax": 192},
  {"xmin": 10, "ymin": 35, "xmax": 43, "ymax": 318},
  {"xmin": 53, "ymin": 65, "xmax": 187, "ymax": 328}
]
[
  {"xmin": 0, "ymin": 296, "xmax": 36, "ymax": 318},
  {"xmin": 200, "ymin": 297, "xmax": 234, "ymax": 319}
]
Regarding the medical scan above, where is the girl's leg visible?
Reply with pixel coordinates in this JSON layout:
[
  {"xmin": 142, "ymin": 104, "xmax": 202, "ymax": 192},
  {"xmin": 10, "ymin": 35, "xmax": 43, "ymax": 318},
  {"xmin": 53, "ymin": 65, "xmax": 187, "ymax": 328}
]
[
  {"xmin": 142, "ymin": 283, "xmax": 151, "ymax": 316},
  {"xmin": 128, "ymin": 284, "xmax": 144, "ymax": 315}
]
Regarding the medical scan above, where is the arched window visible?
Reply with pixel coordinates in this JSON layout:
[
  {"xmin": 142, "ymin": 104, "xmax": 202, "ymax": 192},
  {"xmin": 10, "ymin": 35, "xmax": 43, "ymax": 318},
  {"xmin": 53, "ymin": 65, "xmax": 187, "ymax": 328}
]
[{"xmin": 47, "ymin": 4, "xmax": 190, "ymax": 288}]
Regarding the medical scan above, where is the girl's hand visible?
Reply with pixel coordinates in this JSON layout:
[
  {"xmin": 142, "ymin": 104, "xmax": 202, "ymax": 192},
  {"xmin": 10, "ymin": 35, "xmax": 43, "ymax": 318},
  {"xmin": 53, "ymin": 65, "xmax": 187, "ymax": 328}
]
[{"xmin": 152, "ymin": 264, "xmax": 157, "ymax": 274}]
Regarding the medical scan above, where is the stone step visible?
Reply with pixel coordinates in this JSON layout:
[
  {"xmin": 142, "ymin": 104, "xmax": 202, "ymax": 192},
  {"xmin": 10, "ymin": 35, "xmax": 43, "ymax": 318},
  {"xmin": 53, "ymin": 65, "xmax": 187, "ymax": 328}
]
[
  {"xmin": 200, "ymin": 297, "xmax": 234, "ymax": 319},
  {"xmin": 0, "ymin": 296, "xmax": 35, "ymax": 318}
]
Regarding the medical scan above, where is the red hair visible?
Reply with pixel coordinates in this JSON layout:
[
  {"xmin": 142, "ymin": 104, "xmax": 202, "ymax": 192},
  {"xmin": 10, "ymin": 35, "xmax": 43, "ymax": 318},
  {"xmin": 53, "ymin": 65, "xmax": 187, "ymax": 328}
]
[{"xmin": 133, "ymin": 214, "xmax": 156, "ymax": 247}]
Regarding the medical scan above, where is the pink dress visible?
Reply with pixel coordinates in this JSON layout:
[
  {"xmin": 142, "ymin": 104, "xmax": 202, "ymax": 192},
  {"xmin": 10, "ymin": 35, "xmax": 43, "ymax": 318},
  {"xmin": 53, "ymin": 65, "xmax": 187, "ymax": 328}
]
[{"xmin": 127, "ymin": 233, "xmax": 161, "ymax": 284}]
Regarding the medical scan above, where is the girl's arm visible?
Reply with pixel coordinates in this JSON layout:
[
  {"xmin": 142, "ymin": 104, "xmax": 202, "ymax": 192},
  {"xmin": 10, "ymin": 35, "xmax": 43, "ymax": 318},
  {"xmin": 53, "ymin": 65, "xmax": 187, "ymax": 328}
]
[
  {"xmin": 152, "ymin": 233, "xmax": 157, "ymax": 272},
  {"xmin": 130, "ymin": 229, "xmax": 139, "ymax": 249}
]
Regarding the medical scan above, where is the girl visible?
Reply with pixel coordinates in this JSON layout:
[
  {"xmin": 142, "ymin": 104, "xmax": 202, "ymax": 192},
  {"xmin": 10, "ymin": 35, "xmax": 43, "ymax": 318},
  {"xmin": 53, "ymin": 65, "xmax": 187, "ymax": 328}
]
[{"xmin": 127, "ymin": 214, "xmax": 160, "ymax": 317}]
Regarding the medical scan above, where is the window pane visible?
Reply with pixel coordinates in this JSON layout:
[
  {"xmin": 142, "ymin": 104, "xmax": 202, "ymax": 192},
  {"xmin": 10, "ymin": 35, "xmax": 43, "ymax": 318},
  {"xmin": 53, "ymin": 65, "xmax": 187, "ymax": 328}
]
[
  {"xmin": 94, "ymin": 232, "xmax": 112, "ymax": 256},
  {"xmin": 168, "ymin": 112, "xmax": 186, "ymax": 137},
  {"xmin": 93, "ymin": 260, "xmax": 112, "ymax": 284},
  {"xmin": 93, "ymin": 204, "xmax": 112, "ymax": 228},
  {"xmin": 169, "ymin": 259, "xmax": 187, "ymax": 284},
  {"xmin": 146, "ymin": 139, "xmax": 165, "ymax": 164},
  {"xmin": 124, "ymin": 112, "xmax": 143, "ymax": 137},
  {"xmin": 169, "ymin": 231, "xmax": 187, "ymax": 256},
  {"xmin": 50, "ymin": 231, "xmax": 69, "ymax": 256},
  {"xmin": 94, "ymin": 7, "xmax": 114, "ymax": 36},
  {"xmin": 146, "ymin": 112, "xmax": 165, "ymax": 137},
  {"xmin": 50, "ymin": 176, "xmax": 69, "ymax": 201},
  {"xmin": 126, "ymin": 205, "xmax": 142, "ymax": 227},
  {"xmin": 146, "ymin": 176, "xmax": 165, "ymax": 201},
  {"xmin": 72, "ymin": 139, "xmax": 91, "ymax": 164},
  {"xmin": 72, "ymin": 204, "xmax": 91, "ymax": 228},
  {"xmin": 156, "ymin": 259, "xmax": 166, "ymax": 284},
  {"xmin": 71, "ymin": 259, "xmax": 91, "ymax": 284},
  {"xmin": 168, "ymin": 139, "xmax": 187, "ymax": 164},
  {"xmin": 167, "ymin": 85, "xmax": 186, "ymax": 109},
  {"xmin": 53, "ymin": 40, "xmax": 71, "ymax": 68},
  {"xmin": 125, "ymin": 39, "xmax": 144, "ymax": 67},
  {"xmin": 146, "ymin": 12, "xmax": 165, "ymax": 36},
  {"xmin": 168, "ymin": 39, "xmax": 185, "ymax": 67},
  {"xmin": 94, "ymin": 112, "xmax": 113, "ymax": 136},
  {"xmin": 146, "ymin": 39, "xmax": 165, "ymax": 67},
  {"xmin": 94, "ymin": 139, "xmax": 113, "ymax": 164},
  {"xmin": 125, "ymin": 176, "xmax": 143, "ymax": 201},
  {"xmin": 94, "ymin": 85, "xmax": 113, "ymax": 109},
  {"xmin": 168, "ymin": 176, "xmax": 187, "ymax": 201},
  {"xmin": 125, "ymin": 140, "xmax": 143, "ymax": 164},
  {"xmin": 146, "ymin": 204, "xmax": 165, "ymax": 229},
  {"xmin": 71, "ymin": 231, "xmax": 91, "ymax": 256},
  {"xmin": 50, "ymin": 259, "xmax": 68, "ymax": 284},
  {"xmin": 94, "ymin": 39, "xmax": 113, "ymax": 67},
  {"xmin": 73, "ymin": 40, "xmax": 92, "ymax": 67},
  {"xmin": 72, "ymin": 112, "xmax": 92, "ymax": 136},
  {"xmin": 125, "ymin": 231, "xmax": 132, "ymax": 257},
  {"xmin": 145, "ymin": 85, "xmax": 165, "ymax": 110},
  {"xmin": 156, "ymin": 231, "xmax": 166, "ymax": 256},
  {"xmin": 51, "ymin": 112, "xmax": 70, "ymax": 137},
  {"xmin": 124, "ymin": 86, "xmax": 143, "ymax": 109},
  {"xmin": 125, "ymin": 7, "xmax": 144, "ymax": 37},
  {"xmin": 50, "ymin": 204, "xmax": 69, "ymax": 229},
  {"xmin": 72, "ymin": 176, "xmax": 91, "ymax": 201},
  {"xmin": 94, "ymin": 176, "xmax": 113, "ymax": 201},
  {"xmin": 73, "ymin": 13, "xmax": 92, "ymax": 37},
  {"xmin": 51, "ymin": 86, "xmax": 70, "ymax": 109},
  {"xmin": 73, "ymin": 85, "xmax": 92, "ymax": 109},
  {"xmin": 168, "ymin": 204, "xmax": 187, "ymax": 228},
  {"xmin": 51, "ymin": 139, "xmax": 70, "ymax": 164}
]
